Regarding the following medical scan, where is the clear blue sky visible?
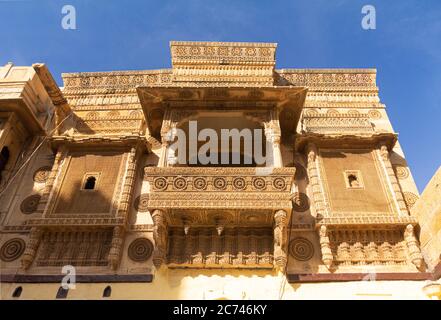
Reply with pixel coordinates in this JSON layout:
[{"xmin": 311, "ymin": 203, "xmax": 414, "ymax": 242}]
[{"xmin": 1, "ymin": 0, "xmax": 440, "ymax": 191}]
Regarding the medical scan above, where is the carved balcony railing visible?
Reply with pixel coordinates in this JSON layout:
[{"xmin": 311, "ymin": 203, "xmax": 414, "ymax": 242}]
[
  {"xmin": 143, "ymin": 167, "xmax": 296, "ymax": 270},
  {"xmin": 143, "ymin": 167, "xmax": 296, "ymax": 215}
]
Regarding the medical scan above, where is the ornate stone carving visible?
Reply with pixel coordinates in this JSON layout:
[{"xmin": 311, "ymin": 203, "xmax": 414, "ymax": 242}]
[
  {"xmin": 289, "ymin": 237, "xmax": 314, "ymax": 261},
  {"xmin": 128, "ymin": 238, "xmax": 154, "ymax": 262},
  {"xmin": 20, "ymin": 194, "xmax": 41, "ymax": 214},
  {"xmin": 134, "ymin": 194, "xmax": 150, "ymax": 212},
  {"xmin": 36, "ymin": 229, "xmax": 112, "ymax": 267},
  {"xmin": 21, "ymin": 227, "xmax": 43, "ymax": 269},
  {"xmin": 403, "ymin": 192, "xmax": 419, "ymax": 209},
  {"xmin": 404, "ymin": 224, "xmax": 424, "ymax": 269},
  {"xmin": 329, "ymin": 229, "xmax": 408, "ymax": 266},
  {"xmin": 167, "ymin": 227, "xmax": 273, "ymax": 268},
  {"xmin": 273, "ymin": 210, "xmax": 288, "ymax": 271},
  {"xmin": 318, "ymin": 225, "xmax": 333, "ymax": 269},
  {"xmin": 394, "ymin": 165, "xmax": 410, "ymax": 179},
  {"xmin": 306, "ymin": 143, "xmax": 329, "ymax": 217},
  {"xmin": 292, "ymin": 192, "xmax": 310, "ymax": 212},
  {"xmin": 108, "ymin": 226, "xmax": 125, "ymax": 270},
  {"xmin": 378, "ymin": 144, "xmax": 408, "ymax": 215},
  {"xmin": 33, "ymin": 166, "xmax": 52, "ymax": 183},
  {"xmin": 0, "ymin": 238, "xmax": 26, "ymax": 262},
  {"xmin": 151, "ymin": 209, "xmax": 168, "ymax": 268}
]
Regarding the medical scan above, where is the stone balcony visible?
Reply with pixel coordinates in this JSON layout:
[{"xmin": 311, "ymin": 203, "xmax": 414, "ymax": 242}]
[
  {"xmin": 143, "ymin": 167, "xmax": 296, "ymax": 223},
  {"xmin": 143, "ymin": 166, "xmax": 296, "ymax": 270}
]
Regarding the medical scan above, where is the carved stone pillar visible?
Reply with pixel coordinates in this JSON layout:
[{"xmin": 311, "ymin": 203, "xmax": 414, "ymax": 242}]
[
  {"xmin": 319, "ymin": 225, "xmax": 333, "ymax": 269},
  {"xmin": 21, "ymin": 227, "xmax": 43, "ymax": 270},
  {"xmin": 264, "ymin": 113, "xmax": 283, "ymax": 168},
  {"xmin": 273, "ymin": 209, "xmax": 288, "ymax": 271},
  {"xmin": 306, "ymin": 143, "xmax": 328, "ymax": 218},
  {"xmin": 37, "ymin": 146, "xmax": 67, "ymax": 214},
  {"xmin": 404, "ymin": 224, "xmax": 424, "ymax": 269},
  {"xmin": 378, "ymin": 144, "xmax": 408, "ymax": 215},
  {"xmin": 108, "ymin": 226, "xmax": 125, "ymax": 270},
  {"xmin": 117, "ymin": 147, "xmax": 138, "ymax": 218},
  {"xmin": 152, "ymin": 209, "xmax": 168, "ymax": 268}
]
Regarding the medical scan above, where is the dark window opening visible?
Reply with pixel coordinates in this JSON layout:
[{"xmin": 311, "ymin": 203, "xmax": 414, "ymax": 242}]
[
  {"xmin": 12, "ymin": 286, "xmax": 22, "ymax": 298},
  {"xmin": 0, "ymin": 146, "xmax": 10, "ymax": 182},
  {"xmin": 84, "ymin": 176, "xmax": 96, "ymax": 190},
  {"xmin": 103, "ymin": 286, "xmax": 112, "ymax": 298},
  {"xmin": 56, "ymin": 286, "xmax": 69, "ymax": 299},
  {"xmin": 348, "ymin": 174, "xmax": 359, "ymax": 188}
]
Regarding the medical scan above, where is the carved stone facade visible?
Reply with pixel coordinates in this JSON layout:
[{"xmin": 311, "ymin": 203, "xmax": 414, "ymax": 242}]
[{"xmin": 0, "ymin": 41, "xmax": 439, "ymax": 300}]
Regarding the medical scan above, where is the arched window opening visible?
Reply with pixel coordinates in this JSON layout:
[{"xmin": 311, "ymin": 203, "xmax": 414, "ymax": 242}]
[
  {"xmin": 84, "ymin": 176, "xmax": 96, "ymax": 190},
  {"xmin": 12, "ymin": 286, "xmax": 22, "ymax": 298},
  {"xmin": 103, "ymin": 286, "xmax": 112, "ymax": 298}
]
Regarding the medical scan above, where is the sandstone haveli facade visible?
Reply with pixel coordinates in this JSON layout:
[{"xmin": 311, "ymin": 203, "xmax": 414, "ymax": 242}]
[{"xmin": 0, "ymin": 41, "xmax": 440, "ymax": 299}]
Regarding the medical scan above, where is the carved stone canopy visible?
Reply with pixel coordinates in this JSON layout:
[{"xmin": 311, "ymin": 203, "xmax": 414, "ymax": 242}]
[{"xmin": 137, "ymin": 86, "xmax": 307, "ymax": 140}]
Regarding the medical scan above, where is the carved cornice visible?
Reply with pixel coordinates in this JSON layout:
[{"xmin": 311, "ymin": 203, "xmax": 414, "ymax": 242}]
[
  {"xmin": 316, "ymin": 214, "xmax": 418, "ymax": 228},
  {"xmin": 144, "ymin": 167, "xmax": 296, "ymax": 211},
  {"xmin": 23, "ymin": 217, "xmax": 125, "ymax": 227},
  {"xmin": 295, "ymin": 132, "xmax": 398, "ymax": 152}
]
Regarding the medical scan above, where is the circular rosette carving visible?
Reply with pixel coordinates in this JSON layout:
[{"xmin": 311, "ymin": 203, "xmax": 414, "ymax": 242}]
[
  {"xmin": 173, "ymin": 177, "xmax": 188, "ymax": 190},
  {"xmin": 0, "ymin": 238, "xmax": 26, "ymax": 262},
  {"xmin": 153, "ymin": 177, "xmax": 168, "ymax": 191},
  {"xmin": 192, "ymin": 177, "xmax": 207, "ymax": 190},
  {"xmin": 394, "ymin": 165, "xmax": 409, "ymax": 179},
  {"xmin": 128, "ymin": 238, "xmax": 154, "ymax": 262},
  {"xmin": 368, "ymin": 110, "xmax": 382, "ymax": 119},
  {"xmin": 403, "ymin": 192, "xmax": 419, "ymax": 209},
  {"xmin": 272, "ymin": 177, "xmax": 286, "ymax": 190},
  {"xmin": 213, "ymin": 177, "xmax": 227, "ymax": 190},
  {"xmin": 292, "ymin": 192, "xmax": 310, "ymax": 212},
  {"xmin": 134, "ymin": 194, "xmax": 150, "ymax": 212},
  {"xmin": 252, "ymin": 177, "xmax": 266, "ymax": 190},
  {"xmin": 232, "ymin": 177, "xmax": 246, "ymax": 190},
  {"xmin": 33, "ymin": 166, "xmax": 52, "ymax": 183},
  {"xmin": 20, "ymin": 194, "xmax": 41, "ymax": 214},
  {"xmin": 289, "ymin": 238, "xmax": 314, "ymax": 261}
]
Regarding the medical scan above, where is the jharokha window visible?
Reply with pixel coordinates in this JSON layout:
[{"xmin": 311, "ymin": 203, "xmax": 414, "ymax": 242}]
[{"xmin": 81, "ymin": 173, "xmax": 100, "ymax": 190}]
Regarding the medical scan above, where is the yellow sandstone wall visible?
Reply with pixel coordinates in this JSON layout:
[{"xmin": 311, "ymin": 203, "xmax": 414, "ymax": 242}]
[
  {"xmin": 412, "ymin": 166, "xmax": 441, "ymax": 273},
  {"xmin": 0, "ymin": 269, "xmax": 436, "ymax": 300}
]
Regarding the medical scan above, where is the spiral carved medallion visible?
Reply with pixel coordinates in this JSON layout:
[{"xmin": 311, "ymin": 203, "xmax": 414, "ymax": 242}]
[
  {"xmin": 213, "ymin": 177, "xmax": 227, "ymax": 190},
  {"xmin": 33, "ymin": 166, "xmax": 52, "ymax": 183},
  {"xmin": 252, "ymin": 177, "xmax": 266, "ymax": 190},
  {"xmin": 403, "ymin": 192, "xmax": 419, "ymax": 209},
  {"xmin": 0, "ymin": 238, "xmax": 26, "ymax": 262},
  {"xmin": 292, "ymin": 192, "xmax": 310, "ymax": 212},
  {"xmin": 193, "ymin": 177, "xmax": 207, "ymax": 190},
  {"xmin": 153, "ymin": 177, "xmax": 168, "ymax": 190},
  {"xmin": 20, "ymin": 194, "xmax": 41, "ymax": 214},
  {"xmin": 289, "ymin": 238, "xmax": 314, "ymax": 261},
  {"xmin": 394, "ymin": 165, "xmax": 409, "ymax": 179},
  {"xmin": 232, "ymin": 177, "xmax": 246, "ymax": 190},
  {"xmin": 368, "ymin": 110, "xmax": 382, "ymax": 119},
  {"xmin": 173, "ymin": 177, "xmax": 187, "ymax": 190},
  {"xmin": 273, "ymin": 177, "xmax": 286, "ymax": 190},
  {"xmin": 134, "ymin": 194, "xmax": 150, "ymax": 212},
  {"xmin": 128, "ymin": 238, "xmax": 154, "ymax": 262}
]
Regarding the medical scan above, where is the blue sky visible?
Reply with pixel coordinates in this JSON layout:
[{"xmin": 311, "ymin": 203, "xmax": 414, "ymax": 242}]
[{"xmin": 1, "ymin": 0, "xmax": 440, "ymax": 191}]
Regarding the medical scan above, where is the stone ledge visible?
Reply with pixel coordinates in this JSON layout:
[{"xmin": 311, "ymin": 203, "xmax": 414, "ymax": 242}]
[
  {"xmin": 0, "ymin": 274, "xmax": 153, "ymax": 283},
  {"xmin": 287, "ymin": 272, "xmax": 432, "ymax": 283}
]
